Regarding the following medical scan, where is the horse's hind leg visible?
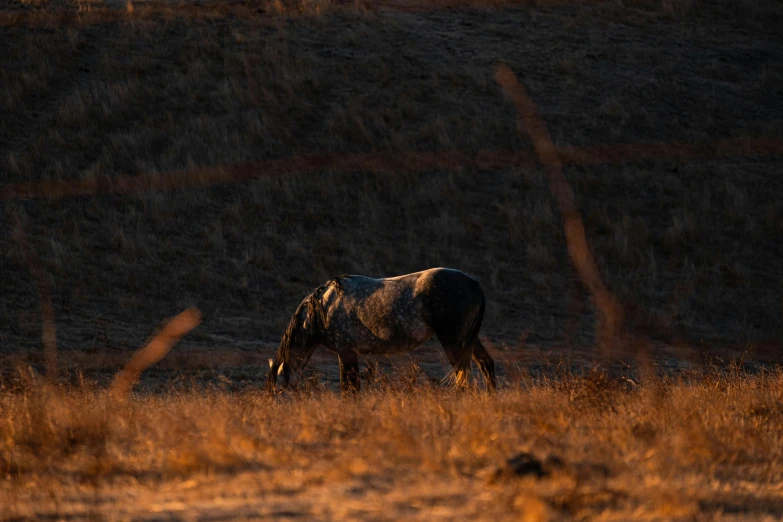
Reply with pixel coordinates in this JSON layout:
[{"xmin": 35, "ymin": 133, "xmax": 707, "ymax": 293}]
[
  {"xmin": 337, "ymin": 349, "xmax": 361, "ymax": 393},
  {"xmin": 472, "ymin": 340, "xmax": 497, "ymax": 391}
]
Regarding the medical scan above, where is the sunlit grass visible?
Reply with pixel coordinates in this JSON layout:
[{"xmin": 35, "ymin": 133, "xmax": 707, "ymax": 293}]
[{"xmin": 2, "ymin": 364, "xmax": 782, "ymax": 519}]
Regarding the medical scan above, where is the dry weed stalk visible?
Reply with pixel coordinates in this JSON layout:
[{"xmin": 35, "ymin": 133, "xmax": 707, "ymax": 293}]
[
  {"xmin": 495, "ymin": 64, "xmax": 625, "ymax": 355},
  {"xmin": 8, "ymin": 210, "xmax": 59, "ymax": 382},
  {"xmin": 109, "ymin": 307, "xmax": 202, "ymax": 400},
  {"xmin": 1, "ymin": 138, "xmax": 781, "ymax": 202}
]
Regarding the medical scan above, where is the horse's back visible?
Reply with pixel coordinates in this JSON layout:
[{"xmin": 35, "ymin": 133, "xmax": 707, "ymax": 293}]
[{"xmin": 335, "ymin": 268, "xmax": 481, "ymax": 303}]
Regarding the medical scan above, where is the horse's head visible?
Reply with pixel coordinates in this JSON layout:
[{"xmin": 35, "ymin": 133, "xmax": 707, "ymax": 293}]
[{"xmin": 265, "ymin": 294, "xmax": 323, "ymax": 391}]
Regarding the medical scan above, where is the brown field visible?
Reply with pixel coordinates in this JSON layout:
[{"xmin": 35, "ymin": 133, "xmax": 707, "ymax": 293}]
[
  {"xmin": 4, "ymin": 367, "xmax": 783, "ymax": 520},
  {"xmin": 1, "ymin": 0, "xmax": 782, "ymax": 518}
]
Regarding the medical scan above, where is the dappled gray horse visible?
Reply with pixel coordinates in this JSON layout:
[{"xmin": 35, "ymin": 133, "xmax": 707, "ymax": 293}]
[{"xmin": 266, "ymin": 268, "xmax": 496, "ymax": 391}]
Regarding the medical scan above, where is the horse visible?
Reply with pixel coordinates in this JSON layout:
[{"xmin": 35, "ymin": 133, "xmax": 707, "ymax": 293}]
[{"xmin": 265, "ymin": 267, "xmax": 496, "ymax": 392}]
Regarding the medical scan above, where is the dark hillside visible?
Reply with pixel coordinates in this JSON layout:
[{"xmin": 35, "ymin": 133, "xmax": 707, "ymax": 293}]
[{"xmin": 1, "ymin": 0, "xmax": 781, "ymax": 370}]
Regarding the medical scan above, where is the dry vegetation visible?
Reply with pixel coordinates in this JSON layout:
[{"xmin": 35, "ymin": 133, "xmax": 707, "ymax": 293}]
[
  {"xmin": 3, "ymin": 366, "xmax": 783, "ymax": 520},
  {"xmin": 1, "ymin": 0, "xmax": 782, "ymax": 518}
]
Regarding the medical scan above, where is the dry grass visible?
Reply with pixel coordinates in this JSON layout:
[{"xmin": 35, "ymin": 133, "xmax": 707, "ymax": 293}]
[{"xmin": 2, "ymin": 366, "xmax": 783, "ymax": 519}]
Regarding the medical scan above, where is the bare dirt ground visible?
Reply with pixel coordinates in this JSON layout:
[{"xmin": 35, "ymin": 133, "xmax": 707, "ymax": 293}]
[{"xmin": 1, "ymin": 0, "xmax": 782, "ymax": 519}]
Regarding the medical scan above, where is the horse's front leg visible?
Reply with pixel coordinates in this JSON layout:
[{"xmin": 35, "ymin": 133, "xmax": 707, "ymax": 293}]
[{"xmin": 336, "ymin": 348, "xmax": 361, "ymax": 393}]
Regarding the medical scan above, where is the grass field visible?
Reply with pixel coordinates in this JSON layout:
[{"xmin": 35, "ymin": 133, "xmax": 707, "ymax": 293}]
[
  {"xmin": 1, "ymin": 0, "xmax": 782, "ymax": 518},
  {"xmin": 3, "ymin": 366, "xmax": 783, "ymax": 520}
]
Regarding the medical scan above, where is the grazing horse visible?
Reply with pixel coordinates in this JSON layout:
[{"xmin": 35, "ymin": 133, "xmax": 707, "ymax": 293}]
[{"xmin": 265, "ymin": 267, "xmax": 496, "ymax": 392}]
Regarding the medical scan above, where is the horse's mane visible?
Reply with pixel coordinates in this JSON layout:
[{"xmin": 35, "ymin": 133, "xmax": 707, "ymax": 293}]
[{"xmin": 276, "ymin": 277, "xmax": 346, "ymax": 364}]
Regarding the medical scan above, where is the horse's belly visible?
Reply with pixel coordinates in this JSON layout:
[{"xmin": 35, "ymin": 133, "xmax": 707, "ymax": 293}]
[{"xmin": 353, "ymin": 325, "xmax": 434, "ymax": 355}]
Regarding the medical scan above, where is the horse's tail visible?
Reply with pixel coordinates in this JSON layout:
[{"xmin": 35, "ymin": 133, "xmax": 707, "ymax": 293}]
[{"xmin": 442, "ymin": 287, "xmax": 485, "ymax": 387}]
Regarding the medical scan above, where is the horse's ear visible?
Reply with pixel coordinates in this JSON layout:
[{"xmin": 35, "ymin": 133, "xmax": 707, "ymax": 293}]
[
  {"xmin": 277, "ymin": 362, "xmax": 285, "ymax": 376},
  {"xmin": 268, "ymin": 359, "xmax": 274, "ymax": 369}
]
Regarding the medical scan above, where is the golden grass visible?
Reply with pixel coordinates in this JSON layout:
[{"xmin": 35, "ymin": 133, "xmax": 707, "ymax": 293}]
[{"xmin": 2, "ymin": 366, "xmax": 783, "ymax": 519}]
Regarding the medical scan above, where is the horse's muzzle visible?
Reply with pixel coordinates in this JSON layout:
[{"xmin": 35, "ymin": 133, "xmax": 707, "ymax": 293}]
[{"xmin": 266, "ymin": 359, "xmax": 293, "ymax": 391}]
